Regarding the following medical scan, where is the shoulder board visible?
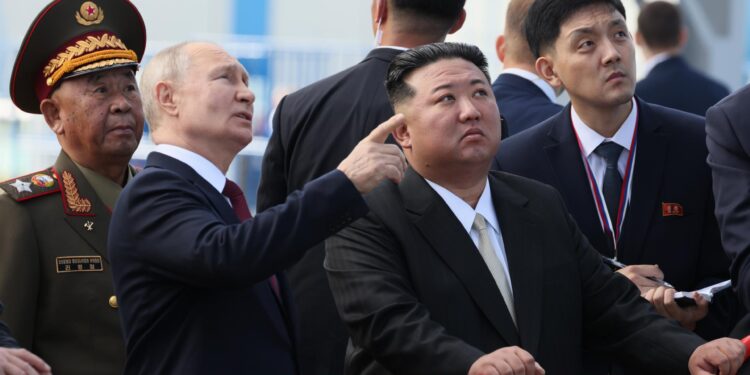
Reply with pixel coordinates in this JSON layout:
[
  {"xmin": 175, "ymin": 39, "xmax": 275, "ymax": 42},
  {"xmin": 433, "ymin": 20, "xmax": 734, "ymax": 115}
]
[{"xmin": 0, "ymin": 167, "xmax": 60, "ymax": 202}]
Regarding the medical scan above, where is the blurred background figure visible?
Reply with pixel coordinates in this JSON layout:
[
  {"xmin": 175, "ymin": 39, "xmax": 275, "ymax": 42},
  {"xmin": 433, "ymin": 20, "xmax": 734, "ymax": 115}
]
[
  {"xmin": 492, "ymin": 0, "xmax": 563, "ymax": 137},
  {"xmin": 635, "ymin": 1, "xmax": 729, "ymax": 116}
]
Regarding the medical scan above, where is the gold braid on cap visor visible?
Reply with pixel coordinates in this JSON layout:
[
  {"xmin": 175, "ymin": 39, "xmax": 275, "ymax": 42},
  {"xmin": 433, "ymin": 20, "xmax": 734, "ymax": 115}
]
[{"xmin": 42, "ymin": 33, "xmax": 137, "ymax": 87}]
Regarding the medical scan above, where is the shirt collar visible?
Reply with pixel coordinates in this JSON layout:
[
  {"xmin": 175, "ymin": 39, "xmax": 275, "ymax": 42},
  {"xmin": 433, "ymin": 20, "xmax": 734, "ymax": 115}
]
[
  {"xmin": 74, "ymin": 162, "xmax": 132, "ymax": 210},
  {"xmin": 641, "ymin": 52, "xmax": 671, "ymax": 77},
  {"xmin": 154, "ymin": 144, "xmax": 226, "ymax": 194},
  {"xmin": 501, "ymin": 68, "xmax": 557, "ymax": 103},
  {"xmin": 424, "ymin": 178, "xmax": 500, "ymax": 234},
  {"xmin": 571, "ymin": 97, "xmax": 638, "ymax": 157}
]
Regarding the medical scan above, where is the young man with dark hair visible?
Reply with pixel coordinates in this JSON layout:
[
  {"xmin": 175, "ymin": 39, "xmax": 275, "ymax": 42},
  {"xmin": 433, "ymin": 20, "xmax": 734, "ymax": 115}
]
[
  {"xmin": 495, "ymin": 0, "xmax": 737, "ymax": 373},
  {"xmin": 257, "ymin": 1, "xmax": 466, "ymax": 373},
  {"xmin": 326, "ymin": 41, "xmax": 745, "ymax": 375},
  {"xmin": 492, "ymin": 0, "xmax": 563, "ymax": 136},
  {"xmin": 635, "ymin": 1, "xmax": 729, "ymax": 116}
]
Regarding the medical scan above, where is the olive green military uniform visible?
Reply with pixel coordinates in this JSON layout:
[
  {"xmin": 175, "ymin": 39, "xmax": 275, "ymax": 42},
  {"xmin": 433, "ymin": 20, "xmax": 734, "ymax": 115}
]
[
  {"xmin": 0, "ymin": 151, "xmax": 133, "ymax": 375},
  {"xmin": 1, "ymin": 0, "xmax": 146, "ymax": 373}
]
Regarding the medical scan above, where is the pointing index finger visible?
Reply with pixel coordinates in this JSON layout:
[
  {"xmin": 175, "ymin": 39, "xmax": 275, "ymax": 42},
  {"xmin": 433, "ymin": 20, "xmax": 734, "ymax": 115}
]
[{"xmin": 365, "ymin": 113, "xmax": 405, "ymax": 143}]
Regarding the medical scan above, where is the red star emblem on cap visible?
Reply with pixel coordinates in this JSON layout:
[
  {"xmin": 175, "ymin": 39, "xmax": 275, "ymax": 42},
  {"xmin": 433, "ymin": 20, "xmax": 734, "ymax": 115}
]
[{"xmin": 86, "ymin": 5, "xmax": 95, "ymax": 15}]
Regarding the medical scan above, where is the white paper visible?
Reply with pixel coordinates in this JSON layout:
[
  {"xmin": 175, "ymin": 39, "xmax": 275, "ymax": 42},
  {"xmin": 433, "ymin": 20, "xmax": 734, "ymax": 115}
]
[{"xmin": 674, "ymin": 280, "xmax": 731, "ymax": 303}]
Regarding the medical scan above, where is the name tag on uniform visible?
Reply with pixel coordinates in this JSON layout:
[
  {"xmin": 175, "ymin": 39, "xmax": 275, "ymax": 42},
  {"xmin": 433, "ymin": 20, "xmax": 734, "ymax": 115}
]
[{"xmin": 56, "ymin": 256, "xmax": 103, "ymax": 273}]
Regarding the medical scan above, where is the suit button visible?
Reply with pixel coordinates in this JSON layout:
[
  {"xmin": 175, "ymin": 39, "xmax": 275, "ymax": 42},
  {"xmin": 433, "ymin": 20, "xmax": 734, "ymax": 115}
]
[{"xmin": 109, "ymin": 295, "xmax": 119, "ymax": 309}]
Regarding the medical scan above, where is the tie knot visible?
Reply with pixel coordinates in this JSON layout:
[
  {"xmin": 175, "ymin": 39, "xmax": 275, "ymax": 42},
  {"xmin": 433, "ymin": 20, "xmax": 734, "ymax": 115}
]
[
  {"xmin": 222, "ymin": 179, "xmax": 243, "ymax": 199},
  {"xmin": 594, "ymin": 141, "xmax": 623, "ymax": 167},
  {"xmin": 472, "ymin": 213, "xmax": 488, "ymax": 231}
]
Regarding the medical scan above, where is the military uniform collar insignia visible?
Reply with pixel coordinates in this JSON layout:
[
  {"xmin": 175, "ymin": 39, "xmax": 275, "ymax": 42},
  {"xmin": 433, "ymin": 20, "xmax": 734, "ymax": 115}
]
[
  {"xmin": 59, "ymin": 170, "xmax": 94, "ymax": 216},
  {"xmin": 0, "ymin": 167, "xmax": 60, "ymax": 202}
]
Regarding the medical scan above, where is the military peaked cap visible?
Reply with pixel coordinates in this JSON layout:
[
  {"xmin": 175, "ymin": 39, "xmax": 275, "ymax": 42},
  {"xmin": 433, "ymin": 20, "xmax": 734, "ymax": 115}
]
[{"xmin": 10, "ymin": 0, "xmax": 146, "ymax": 114}]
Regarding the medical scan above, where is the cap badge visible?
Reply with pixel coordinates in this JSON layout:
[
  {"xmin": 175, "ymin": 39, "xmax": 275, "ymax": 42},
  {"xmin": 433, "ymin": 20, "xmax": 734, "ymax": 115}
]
[{"xmin": 76, "ymin": 1, "xmax": 104, "ymax": 26}]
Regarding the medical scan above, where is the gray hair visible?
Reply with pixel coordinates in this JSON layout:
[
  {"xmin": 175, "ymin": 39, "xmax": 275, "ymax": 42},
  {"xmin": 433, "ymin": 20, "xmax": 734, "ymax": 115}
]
[{"xmin": 139, "ymin": 42, "xmax": 191, "ymax": 132}]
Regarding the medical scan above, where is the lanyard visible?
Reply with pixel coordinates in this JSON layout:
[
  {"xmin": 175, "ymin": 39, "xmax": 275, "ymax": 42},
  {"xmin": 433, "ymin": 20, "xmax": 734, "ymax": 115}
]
[{"xmin": 570, "ymin": 109, "xmax": 638, "ymax": 253}]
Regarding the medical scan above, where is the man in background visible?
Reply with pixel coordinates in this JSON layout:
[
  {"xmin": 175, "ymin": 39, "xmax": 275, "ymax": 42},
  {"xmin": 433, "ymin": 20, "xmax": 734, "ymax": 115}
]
[
  {"xmin": 0, "ymin": 1, "xmax": 146, "ymax": 373},
  {"xmin": 706, "ymin": 85, "xmax": 750, "ymax": 374},
  {"xmin": 257, "ymin": 1, "xmax": 465, "ymax": 373},
  {"xmin": 492, "ymin": 0, "xmax": 563, "ymax": 136},
  {"xmin": 635, "ymin": 1, "xmax": 729, "ymax": 116}
]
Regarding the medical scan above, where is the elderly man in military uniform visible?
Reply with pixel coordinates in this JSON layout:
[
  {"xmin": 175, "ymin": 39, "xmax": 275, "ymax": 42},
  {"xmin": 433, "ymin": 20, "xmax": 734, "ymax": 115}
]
[{"xmin": 0, "ymin": 1, "xmax": 146, "ymax": 374}]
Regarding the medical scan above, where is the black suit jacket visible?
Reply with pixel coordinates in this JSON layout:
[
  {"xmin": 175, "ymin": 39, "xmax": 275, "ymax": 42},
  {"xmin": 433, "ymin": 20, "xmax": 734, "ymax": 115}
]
[
  {"xmin": 325, "ymin": 168, "xmax": 704, "ymax": 375},
  {"xmin": 491, "ymin": 73, "xmax": 563, "ymax": 136},
  {"xmin": 707, "ymin": 84, "xmax": 750, "ymax": 308},
  {"xmin": 494, "ymin": 99, "xmax": 735, "ymax": 372},
  {"xmin": 0, "ymin": 303, "xmax": 18, "ymax": 348},
  {"xmin": 636, "ymin": 56, "xmax": 729, "ymax": 116},
  {"xmin": 257, "ymin": 47, "xmax": 401, "ymax": 375},
  {"xmin": 109, "ymin": 152, "xmax": 368, "ymax": 375}
]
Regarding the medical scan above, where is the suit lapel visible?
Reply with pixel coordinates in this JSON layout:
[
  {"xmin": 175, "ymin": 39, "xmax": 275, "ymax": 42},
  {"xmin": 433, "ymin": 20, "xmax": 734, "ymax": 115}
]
[
  {"xmin": 401, "ymin": 169, "xmax": 521, "ymax": 346},
  {"xmin": 619, "ymin": 99, "xmax": 667, "ymax": 262},
  {"xmin": 542, "ymin": 109, "xmax": 614, "ymax": 256},
  {"xmin": 488, "ymin": 174, "xmax": 544, "ymax": 356},
  {"xmin": 146, "ymin": 152, "xmax": 292, "ymax": 341},
  {"xmin": 54, "ymin": 152, "xmax": 113, "ymax": 262},
  {"xmin": 145, "ymin": 152, "xmax": 238, "ymax": 224}
]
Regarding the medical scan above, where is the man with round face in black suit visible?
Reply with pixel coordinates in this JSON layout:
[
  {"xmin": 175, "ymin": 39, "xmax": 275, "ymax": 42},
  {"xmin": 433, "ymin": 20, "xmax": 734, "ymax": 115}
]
[{"xmin": 257, "ymin": 1, "xmax": 467, "ymax": 373}]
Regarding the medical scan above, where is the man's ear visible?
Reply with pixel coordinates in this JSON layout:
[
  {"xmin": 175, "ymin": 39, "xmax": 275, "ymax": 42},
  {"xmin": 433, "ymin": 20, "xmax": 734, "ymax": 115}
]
[
  {"xmin": 678, "ymin": 27, "xmax": 688, "ymax": 49},
  {"xmin": 448, "ymin": 9, "xmax": 466, "ymax": 34},
  {"xmin": 391, "ymin": 110, "xmax": 412, "ymax": 149},
  {"xmin": 40, "ymin": 98, "xmax": 64, "ymax": 135},
  {"xmin": 535, "ymin": 55, "xmax": 563, "ymax": 89},
  {"xmin": 495, "ymin": 35, "xmax": 506, "ymax": 63},
  {"xmin": 155, "ymin": 81, "xmax": 178, "ymax": 117},
  {"xmin": 374, "ymin": 0, "xmax": 387, "ymax": 25},
  {"xmin": 634, "ymin": 30, "xmax": 645, "ymax": 47}
]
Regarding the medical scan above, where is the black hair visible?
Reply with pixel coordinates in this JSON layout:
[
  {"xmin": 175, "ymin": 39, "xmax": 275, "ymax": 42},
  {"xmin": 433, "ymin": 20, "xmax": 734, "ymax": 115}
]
[
  {"xmin": 525, "ymin": 0, "xmax": 627, "ymax": 58},
  {"xmin": 389, "ymin": 0, "xmax": 466, "ymax": 37},
  {"xmin": 385, "ymin": 42, "xmax": 490, "ymax": 107},
  {"xmin": 637, "ymin": 1, "xmax": 681, "ymax": 49}
]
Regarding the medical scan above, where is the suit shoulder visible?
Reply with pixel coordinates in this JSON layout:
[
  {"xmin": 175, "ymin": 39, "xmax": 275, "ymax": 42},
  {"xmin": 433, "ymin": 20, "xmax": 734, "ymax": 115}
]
[
  {"xmin": 647, "ymin": 102, "xmax": 704, "ymax": 132},
  {"xmin": 284, "ymin": 57, "xmax": 388, "ymax": 104},
  {"xmin": 711, "ymin": 84, "xmax": 750, "ymax": 113},
  {"xmin": 0, "ymin": 167, "xmax": 59, "ymax": 202},
  {"xmin": 490, "ymin": 170, "xmax": 560, "ymax": 197},
  {"xmin": 498, "ymin": 118, "xmax": 553, "ymax": 157}
]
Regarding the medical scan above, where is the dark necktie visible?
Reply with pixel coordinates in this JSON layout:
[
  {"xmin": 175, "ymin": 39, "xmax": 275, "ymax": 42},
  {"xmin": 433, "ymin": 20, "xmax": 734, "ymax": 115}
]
[
  {"xmin": 594, "ymin": 141, "xmax": 624, "ymax": 225},
  {"xmin": 222, "ymin": 179, "xmax": 282, "ymax": 301}
]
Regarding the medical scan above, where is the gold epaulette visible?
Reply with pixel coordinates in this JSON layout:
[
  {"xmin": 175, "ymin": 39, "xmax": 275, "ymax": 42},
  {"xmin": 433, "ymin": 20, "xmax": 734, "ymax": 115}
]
[{"xmin": 0, "ymin": 167, "xmax": 60, "ymax": 202}]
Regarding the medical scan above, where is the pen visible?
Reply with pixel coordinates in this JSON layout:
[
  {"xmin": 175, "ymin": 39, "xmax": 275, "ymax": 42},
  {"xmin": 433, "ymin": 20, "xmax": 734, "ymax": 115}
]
[{"xmin": 601, "ymin": 256, "xmax": 675, "ymax": 288}]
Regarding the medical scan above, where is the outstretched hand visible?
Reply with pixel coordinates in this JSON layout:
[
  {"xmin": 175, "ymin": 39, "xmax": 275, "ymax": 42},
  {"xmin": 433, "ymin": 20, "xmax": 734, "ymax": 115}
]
[{"xmin": 338, "ymin": 113, "xmax": 407, "ymax": 194}]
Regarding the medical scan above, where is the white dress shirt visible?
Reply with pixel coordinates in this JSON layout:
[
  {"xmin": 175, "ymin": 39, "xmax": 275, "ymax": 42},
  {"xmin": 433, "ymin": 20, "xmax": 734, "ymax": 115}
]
[
  {"xmin": 153, "ymin": 144, "xmax": 227, "ymax": 195},
  {"xmin": 425, "ymin": 178, "xmax": 513, "ymax": 292},
  {"xmin": 571, "ymin": 97, "xmax": 638, "ymax": 221},
  {"xmin": 501, "ymin": 67, "xmax": 557, "ymax": 103}
]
